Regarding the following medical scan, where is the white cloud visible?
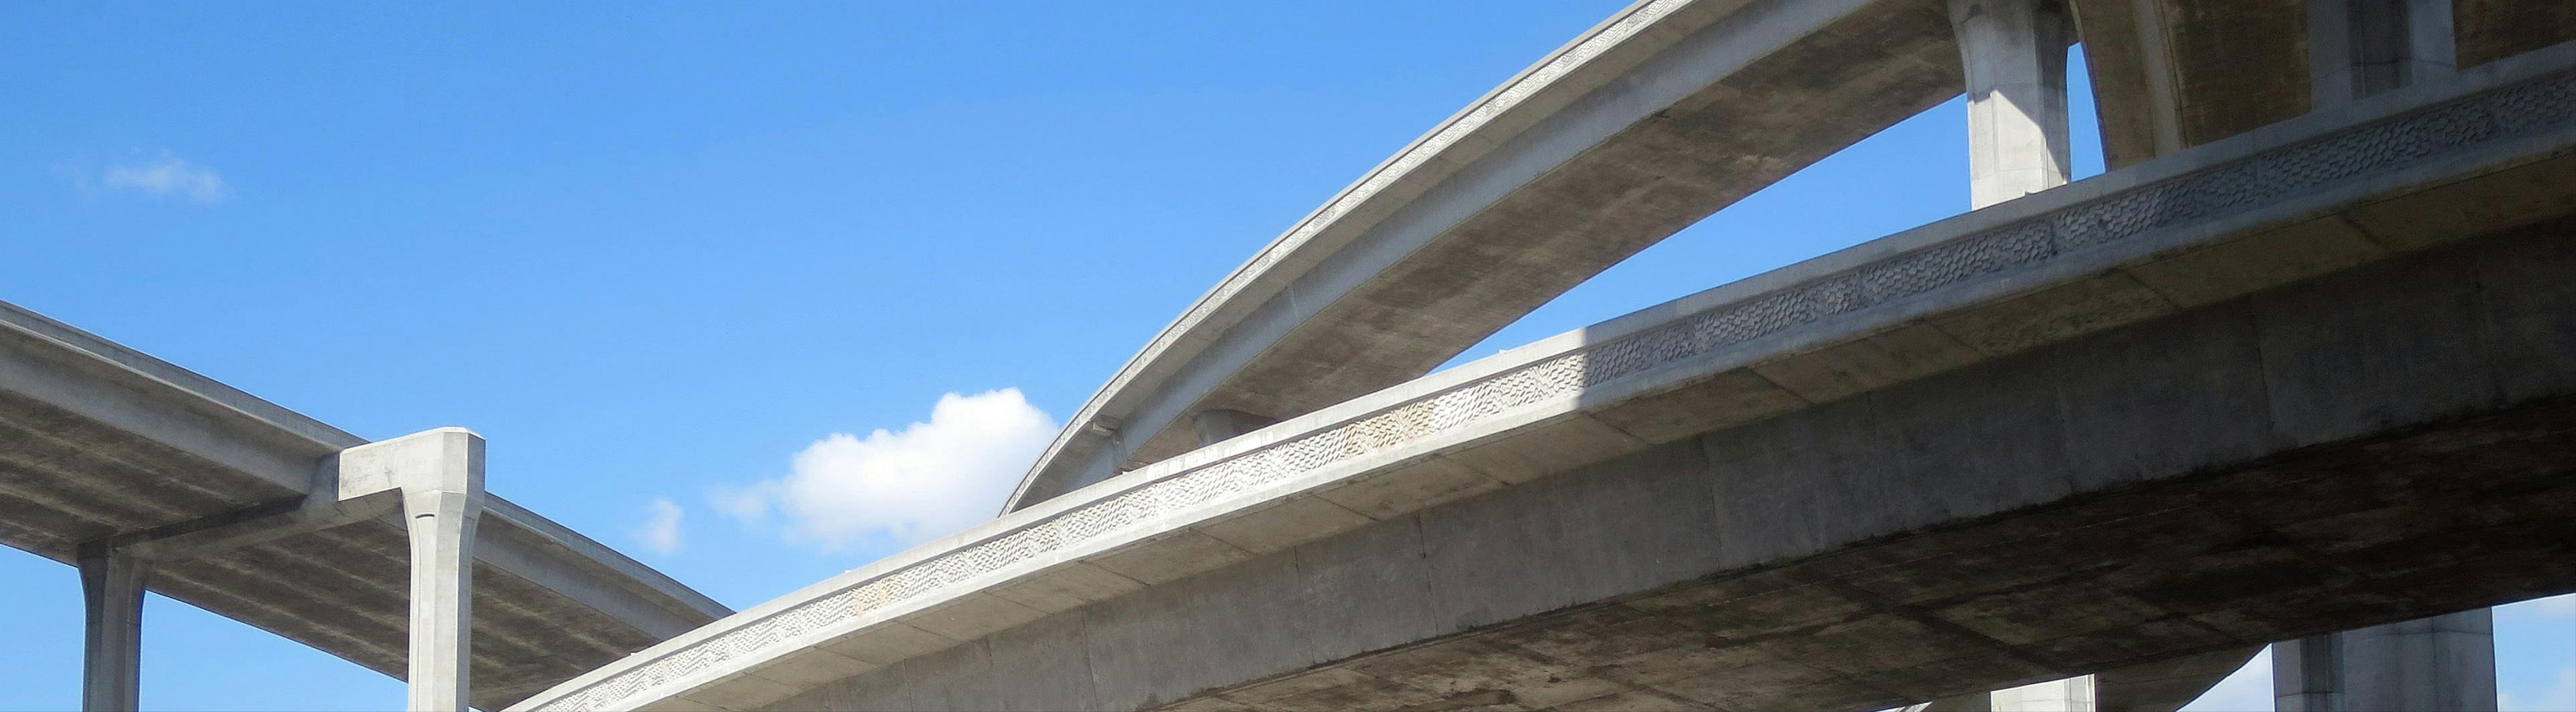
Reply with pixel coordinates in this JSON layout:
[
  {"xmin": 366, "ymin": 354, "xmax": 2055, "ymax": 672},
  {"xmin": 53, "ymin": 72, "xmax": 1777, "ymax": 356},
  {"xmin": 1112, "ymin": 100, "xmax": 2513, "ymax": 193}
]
[
  {"xmin": 707, "ymin": 483, "xmax": 771, "ymax": 522},
  {"xmin": 717, "ymin": 389, "xmax": 1055, "ymax": 549},
  {"xmin": 97, "ymin": 154, "xmax": 227, "ymax": 204},
  {"xmin": 2179, "ymin": 646, "xmax": 2273, "ymax": 712},
  {"xmin": 633, "ymin": 497, "xmax": 685, "ymax": 556}
]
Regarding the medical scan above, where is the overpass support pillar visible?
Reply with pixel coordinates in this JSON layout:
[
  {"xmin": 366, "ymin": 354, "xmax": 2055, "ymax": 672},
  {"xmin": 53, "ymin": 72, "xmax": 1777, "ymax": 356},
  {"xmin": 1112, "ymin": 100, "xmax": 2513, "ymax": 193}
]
[
  {"xmin": 341, "ymin": 427, "xmax": 486, "ymax": 712},
  {"xmin": 2308, "ymin": 0, "xmax": 2457, "ymax": 107},
  {"xmin": 1949, "ymin": 0, "xmax": 2073, "ymax": 209},
  {"xmin": 77, "ymin": 545, "xmax": 146, "ymax": 712},
  {"xmin": 2273, "ymin": 608, "xmax": 2496, "ymax": 711}
]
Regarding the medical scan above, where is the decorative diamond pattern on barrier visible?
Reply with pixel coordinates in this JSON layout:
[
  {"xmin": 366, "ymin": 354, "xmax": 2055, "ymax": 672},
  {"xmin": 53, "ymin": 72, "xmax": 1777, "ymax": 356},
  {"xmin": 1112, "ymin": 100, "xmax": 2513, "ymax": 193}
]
[{"xmin": 528, "ymin": 62, "xmax": 2576, "ymax": 712}]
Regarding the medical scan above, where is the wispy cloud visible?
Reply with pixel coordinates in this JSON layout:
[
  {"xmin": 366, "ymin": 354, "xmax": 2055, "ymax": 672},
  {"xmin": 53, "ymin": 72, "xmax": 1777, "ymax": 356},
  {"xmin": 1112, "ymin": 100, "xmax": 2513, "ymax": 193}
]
[
  {"xmin": 633, "ymin": 497, "xmax": 686, "ymax": 555},
  {"xmin": 90, "ymin": 153, "xmax": 227, "ymax": 204},
  {"xmin": 714, "ymin": 389, "xmax": 1055, "ymax": 550}
]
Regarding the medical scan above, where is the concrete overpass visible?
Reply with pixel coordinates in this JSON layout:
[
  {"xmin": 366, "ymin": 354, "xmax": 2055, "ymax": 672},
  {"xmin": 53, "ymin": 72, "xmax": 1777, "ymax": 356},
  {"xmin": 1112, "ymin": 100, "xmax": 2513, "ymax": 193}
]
[
  {"xmin": 1002, "ymin": 0, "xmax": 2576, "ymax": 515},
  {"xmin": 0, "ymin": 299, "xmax": 731, "ymax": 709},
  {"xmin": 507, "ymin": 3, "xmax": 2576, "ymax": 705}
]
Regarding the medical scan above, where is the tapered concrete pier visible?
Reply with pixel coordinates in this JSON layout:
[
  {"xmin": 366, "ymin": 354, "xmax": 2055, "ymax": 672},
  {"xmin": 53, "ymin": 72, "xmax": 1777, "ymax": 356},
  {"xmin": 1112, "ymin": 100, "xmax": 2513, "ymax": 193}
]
[
  {"xmin": 1951, "ymin": 0, "xmax": 2072, "ymax": 208},
  {"xmin": 341, "ymin": 427, "xmax": 488, "ymax": 712},
  {"xmin": 78, "ymin": 546, "xmax": 145, "ymax": 712}
]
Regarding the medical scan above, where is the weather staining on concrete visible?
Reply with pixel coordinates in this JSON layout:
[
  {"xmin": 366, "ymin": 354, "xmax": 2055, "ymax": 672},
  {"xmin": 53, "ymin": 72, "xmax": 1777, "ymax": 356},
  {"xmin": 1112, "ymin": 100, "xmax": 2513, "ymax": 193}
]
[
  {"xmin": 19, "ymin": 0, "xmax": 2576, "ymax": 709},
  {"xmin": 511, "ymin": 39, "xmax": 2576, "ymax": 710}
]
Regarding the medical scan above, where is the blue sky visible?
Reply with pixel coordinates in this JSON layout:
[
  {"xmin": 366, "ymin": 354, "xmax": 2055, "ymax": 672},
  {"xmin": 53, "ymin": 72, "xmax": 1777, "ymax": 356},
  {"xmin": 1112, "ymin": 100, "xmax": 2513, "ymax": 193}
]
[{"xmin": 0, "ymin": 3, "xmax": 2566, "ymax": 710}]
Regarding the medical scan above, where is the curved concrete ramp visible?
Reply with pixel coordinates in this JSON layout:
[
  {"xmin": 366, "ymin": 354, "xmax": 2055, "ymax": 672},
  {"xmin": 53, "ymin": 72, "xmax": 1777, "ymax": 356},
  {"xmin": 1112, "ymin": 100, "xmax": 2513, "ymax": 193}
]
[
  {"xmin": 515, "ymin": 54, "xmax": 2576, "ymax": 712},
  {"xmin": 1006, "ymin": 0, "xmax": 1973, "ymax": 509}
]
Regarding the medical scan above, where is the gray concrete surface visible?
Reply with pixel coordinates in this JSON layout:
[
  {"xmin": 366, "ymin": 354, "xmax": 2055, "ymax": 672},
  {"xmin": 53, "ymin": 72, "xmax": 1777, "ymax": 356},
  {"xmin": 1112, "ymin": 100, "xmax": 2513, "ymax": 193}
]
[
  {"xmin": 78, "ymin": 546, "xmax": 144, "ymax": 712},
  {"xmin": 340, "ymin": 428, "xmax": 491, "ymax": 712},
  {"xmin": 1941, "ymin": 2, "xmax": 2078, "ymax": 702},
  {"xmin": 2288, "ymin": 7, "xmax": 2499, "ymax": 709},
  {"xmin": 2275, "ymin": 610, "xmax": 2497, "ymax": 712},
  {"xmin": 2310, "ymin": 0, "xmax": 2457, "ymax": 107},
  {"xmin": 1013, "ymin": 0, "xmax": 2576, "ymax": 515},
  {"xmin": 513, "ymin": 47, "xmax": 2576, "ymax": 711},
  {"xmin": 0, "ymin": 296, "xmax": 731, "ymax": 707},
  {"xmin": 1992, "ymin": 677, "xmax": 2092, "ymax": 711},
  {"xmin": 1911, "ymin": 648, "xmax": 2266, "ymax": 712},
  {"xmin": 1951, "ymin": 0, "xmax": 2072, "ymax": 207},
  {"xmin": 2095, "ymin": 648, "xmax": 2267, "ymax": 712},
  {"xmin": 1008, "ymin": 0, "xmax": 1976, "ymax": 509},
  {"xmin": 1193, "ymin": 410, "xmax": 1277, "ymax": 448},
  {"xmin": 1919, "ymin": 676, "xmax": 2094, "ymax": 712}
]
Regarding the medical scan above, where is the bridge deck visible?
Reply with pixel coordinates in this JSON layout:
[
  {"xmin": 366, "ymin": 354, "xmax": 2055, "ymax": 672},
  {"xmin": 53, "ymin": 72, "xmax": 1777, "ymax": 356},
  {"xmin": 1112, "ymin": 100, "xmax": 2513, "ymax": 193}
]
[
  {"xmin": 0, "ymin": 301, "xmax": 730, "ymax": 709},
  {"xmin": 511, "ymin": 41, "xmax": 2576, "ymax": 712},
  {"xmin": 1008, "ymin": 0, "xmax": 1972, "ymax": 508}
]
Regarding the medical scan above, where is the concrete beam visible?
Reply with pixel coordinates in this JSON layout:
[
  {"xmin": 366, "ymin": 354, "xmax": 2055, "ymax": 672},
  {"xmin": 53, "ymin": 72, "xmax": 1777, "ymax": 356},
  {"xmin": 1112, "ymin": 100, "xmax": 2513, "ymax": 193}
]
[
  {"xmin": 1191, "ymin": 409, "xmax": 1277, "ymax": 447},
  {"xmin": 2070, "ymin": 0, "xmax": 2184, "ymax": 168},
  {"xmin": 1953, "ymin": 0, "xmax": 2074, "ymax": 207},
  {"xmin": 2274, "ymin": 609, "xmax": 2497, "ymax": 711},
  {"xmin": 78, "ymin": 545, "xmax": 146, "ymax": 712},
  {"xmin": 107, "ymin": 493, "xmax": 396, "ymax": 562},
  {"xmin": 2310, "ymin": 0, "xmax": 2458, "ymax": 107}
]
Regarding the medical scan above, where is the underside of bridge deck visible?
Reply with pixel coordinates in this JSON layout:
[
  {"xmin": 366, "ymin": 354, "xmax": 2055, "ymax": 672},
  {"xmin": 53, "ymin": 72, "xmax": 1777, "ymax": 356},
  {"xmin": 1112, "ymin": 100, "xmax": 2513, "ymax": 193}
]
[
  {"xmin": 1136, "ymin": 219, "xmax": 2576, "ymax": 711},
  {"xmin": 751, "ymin": 214, "xmax": 2576, "ymax": 711}
]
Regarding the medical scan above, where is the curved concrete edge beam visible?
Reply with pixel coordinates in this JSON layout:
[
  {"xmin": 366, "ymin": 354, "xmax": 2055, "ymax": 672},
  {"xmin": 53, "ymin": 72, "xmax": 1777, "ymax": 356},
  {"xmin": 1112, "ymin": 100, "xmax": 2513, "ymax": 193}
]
[
  {"xmin": 479, "ymin": 497, "xmax": 733, "ymax": 631},
  {"xmin": 0, "ymin": 303, "xmax": 351, "ymax": 493},
  {"xmin": 2095, "ymin": 646, "xmax": 2267, "ymax": 712},
  {"xmin": 0, "ymin": 299, "xmax": 366, "ymax": 452},
  {"xmin": 1004, "ymin": 0, "xmax": 1915, "ymax": 511},
  {"xmin": 511, "ymin": 52, "xmax": 2576, "ymax": 712}
]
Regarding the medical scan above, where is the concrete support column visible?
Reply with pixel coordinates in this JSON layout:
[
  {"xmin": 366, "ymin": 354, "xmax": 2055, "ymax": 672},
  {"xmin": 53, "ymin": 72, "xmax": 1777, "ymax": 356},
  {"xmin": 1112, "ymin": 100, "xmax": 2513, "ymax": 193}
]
[
  {"xmin": 1192, "ymin": 409, "xmax": 1278, "ymax": 446},
  {"xmin": 2309, "ymin": 0, "xmax": 2457, "ymax": 107},
  {"xmin": 77, "ymin": 546, "xmax": 146, "ymax": 712},
  {"xmin": 343, "ymin": 427, "xmax": 486, "ymax": 712},
  {"xmin": 1992, "ymin": 675, "xmax": 2096, "ymax": 711},
  {"xmin": 1950, "ymin": 0, "xmax": 2073, "ymax": 209},
  {"xmin": 2273, "ymin": 609, "xmax": 2496, "ymax": 711}
]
